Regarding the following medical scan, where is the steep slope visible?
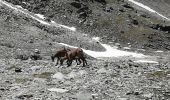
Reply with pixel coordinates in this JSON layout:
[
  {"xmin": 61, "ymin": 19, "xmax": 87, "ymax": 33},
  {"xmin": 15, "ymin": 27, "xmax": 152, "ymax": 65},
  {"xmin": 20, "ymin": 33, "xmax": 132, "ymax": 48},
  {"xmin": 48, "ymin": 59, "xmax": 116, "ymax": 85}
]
[
  {"xmin": 4, "ymin": 0, "xmax": 170, "ymax": 51},
  {"xmin": 0, "ymin": 2, "xmax": 105, "ymax": 59},
  {"xmin": 135, "ymin": 0, "xmax": 170, "ymax": 18}
]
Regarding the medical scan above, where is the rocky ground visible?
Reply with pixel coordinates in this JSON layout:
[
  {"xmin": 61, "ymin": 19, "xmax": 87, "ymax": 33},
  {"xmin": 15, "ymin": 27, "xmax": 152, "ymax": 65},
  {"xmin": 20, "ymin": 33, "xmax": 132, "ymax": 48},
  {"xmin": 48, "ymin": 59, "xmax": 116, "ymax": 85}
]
[
  {"xmin": 0, "ymin": 56, "xmax": 170, "ymax": 100},
  {"xmin": 0, "ymin": 0, "xmax": 170, "ymax": 100}
]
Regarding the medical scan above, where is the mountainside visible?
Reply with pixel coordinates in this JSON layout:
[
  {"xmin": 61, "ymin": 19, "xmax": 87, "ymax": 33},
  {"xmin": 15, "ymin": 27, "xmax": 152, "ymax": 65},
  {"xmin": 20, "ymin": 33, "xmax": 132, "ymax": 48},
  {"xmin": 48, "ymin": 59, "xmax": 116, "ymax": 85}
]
[
  {"xmin": 4, "ymin": 0, "xmax": 170, "ymax": 51},
  {"xmin": 135, "ymin": 0, "xmax": 170, "ymax": 18}
]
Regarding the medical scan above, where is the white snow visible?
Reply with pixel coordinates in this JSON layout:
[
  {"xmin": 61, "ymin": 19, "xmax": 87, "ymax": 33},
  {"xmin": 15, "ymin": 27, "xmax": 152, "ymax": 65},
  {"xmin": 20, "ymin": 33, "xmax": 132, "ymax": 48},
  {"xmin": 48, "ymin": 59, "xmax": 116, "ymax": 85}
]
[
  {"xmin": 92, "ymin": 37, "xmax": 100, "ymax": 42},
  {"xmin": 51, "ymin": 20, "xmax": 76, "ymax": 31},
  {"xmin": 35, "ymin": 14, "xmax": 46, "ymax": 19},
  {"xmin": 0, "ymin": 0, "xmax": 76, "ymax": 31},
  {"xmin": 155, "ymin": 50, "xmax": 163, "ymax": 53},
  {"xmin": 48, "ymin": 88, "xmax": 69, "ymax": 93},
  {"xmin": 127, "ymin": 0, "xmax": 170, "ymax": 21},
  {"xmin": 0, "ymin": 0, "xmax": 50, "ymax": 25},
  {"xmin": 134, "ymin": 60, "xmax": 158, "ymax": 64},
  {"xmin": 58, "ymin": 42, "xmax": 146, "ymax": 58}
]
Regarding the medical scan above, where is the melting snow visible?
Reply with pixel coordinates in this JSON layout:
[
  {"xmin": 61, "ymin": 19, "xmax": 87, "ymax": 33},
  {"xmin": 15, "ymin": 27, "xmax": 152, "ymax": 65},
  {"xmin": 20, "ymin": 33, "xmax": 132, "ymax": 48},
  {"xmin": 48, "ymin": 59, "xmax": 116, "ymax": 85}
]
[
  {"xmin": 0, "ymin": 0, "xmax": 76, "ymax": 31},
  {"xmin": 155, "ymin": 50, "xmax": 163, "ymax": 53},
  {"xmin": 0, "ymin": 0, "xmax": 50, "ymax": 25},
  {"xmin": 58, "ymin": 42, "xmax": 146, "ymax": 58},
  {"xmin": 35, "ymin": 14, "xmax": 46, "ymax": 19},
  {"xmin": 134, "ymin": 60, "xmax": 158, "ymax": 64},
  {"xmin": 51, "ymin": 21, "xmax": 76, "ymax": 31},
  {"xmin": 48, "ymin": 88, "xmax": 69, "ymax": 93}
]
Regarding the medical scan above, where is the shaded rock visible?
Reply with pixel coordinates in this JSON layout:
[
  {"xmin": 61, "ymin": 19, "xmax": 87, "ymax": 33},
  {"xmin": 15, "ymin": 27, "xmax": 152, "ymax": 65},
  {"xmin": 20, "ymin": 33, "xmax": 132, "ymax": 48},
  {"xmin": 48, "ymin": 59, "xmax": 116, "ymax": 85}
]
[
  {"xmin": 131, "ymin": 19, "xmax": 138, "ymax": 25},
  {"xmin": 119, "ymin": 8, "xmax": 125, "ymax": 12},
  {"xmin": 70, "ymin": 2, "xmax": 82, "ymax": 8},
  {"xmin": 149, "ymin": 24, "xmax": 170, "ymax": 33},
  {"xmin": 140, "ymin": 14, "xmax": 150, "ymax": 18},
  {"xmin": 95, "ymin": 0, "xmax": 106, "ymax": 5},
  {"xmin": 30, "ymin": 54, "xmax": 42, "ymax": 60},
  {"xmin": 122, "ymin": 3, "xmax": 134, "ymax": 10},
  {"xmin": 15, "ymin": 54, "xmax": 29, "ymax": 60},
  {"xmin": 77, "ymin": 6, "xmax": 89, "ymax": 13},
  {"xmin": 15, "ymin": 68, "xmax": 22, "ymax": 73},
  {"xmin": 30, "ymin": 49, "xmax": 42, "ymax": 60},
  {"xmin": 16, "ymin": 94, "xmax": 33, "ymax": 99},
  {"xmin": 91, "ymin": 93, "xmax": 99, "ymax": 99},
  {"xmin": 78, "ymin": 12, "xmax": 88, "ymax": 19}
]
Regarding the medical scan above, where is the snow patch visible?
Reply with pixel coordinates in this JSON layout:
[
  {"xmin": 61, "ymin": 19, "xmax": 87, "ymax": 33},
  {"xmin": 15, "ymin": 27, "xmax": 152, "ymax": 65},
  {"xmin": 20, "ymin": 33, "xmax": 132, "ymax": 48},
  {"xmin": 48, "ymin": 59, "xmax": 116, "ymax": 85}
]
[
  {"xmin": 48, "ymin": 88, "xmax": 69, "ymax": 93},
  {"xmin": 0, "ymin": 0, "xmax": 50, "ymax": 25},
  {"xmin": 35, "ymin": 14, "xmax": 46, "ymax": 19},
  {"xmin": 92, "ymin": 37, "xmax": 100, "ymax": 42},
  {"xmin": 58, "ymin": 42, "xmax": 146, "ymax": 58},
  {"xmin": 0, "ymin": 0, "xmax": 77, "ymax": 31},
  {"xmin": 134, "ymin": 60, "xmax": 158, "ymax": 64},
  {"xmin": 155, "ymin": 50, "xmax": 163, "ymax": 53},
  {"xmin": 51, "ymin": 21, "xmax": 76, "ymax": 31}
]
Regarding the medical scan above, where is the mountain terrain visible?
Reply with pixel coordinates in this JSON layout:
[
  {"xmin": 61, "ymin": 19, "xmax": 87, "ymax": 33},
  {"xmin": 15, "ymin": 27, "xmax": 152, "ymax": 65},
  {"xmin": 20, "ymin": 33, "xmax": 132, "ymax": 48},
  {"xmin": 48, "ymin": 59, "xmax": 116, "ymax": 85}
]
[{"xmin": 0, "ymin": 0, "xmax": 170, "ymax": 100}]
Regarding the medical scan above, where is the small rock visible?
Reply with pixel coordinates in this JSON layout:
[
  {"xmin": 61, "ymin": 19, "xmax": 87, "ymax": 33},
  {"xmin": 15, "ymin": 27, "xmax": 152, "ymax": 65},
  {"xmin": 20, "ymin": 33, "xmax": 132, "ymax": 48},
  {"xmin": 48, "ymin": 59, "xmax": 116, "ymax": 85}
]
[
  {"xmin": 92, "ymin": 93, "xmax": 98, "ymax": 99},
  {"xmin": 15, "ymin": 68, "xmax": 22, "ymax": 73},
  {"xmin": 118, "ymin": 98, "xmax": 128, "ymax": 100},
  {"xmin": 78, "ymin": 70, "xmax": 88, "ymax": 76},
  {"xmin": 10, "ymin": 85, "xmax": 21, "ymax": 91},
  {"xmin": 134, "ymin": 91, "xmax": 140, "ymax": 95},
  {"xmin": 142, "ymin": 93, "xmax": 153, "ymax": 99},
  {"xmin": 16, "ymin": 94, "xmax": 33, "ymax": 99},
  {"xmin": 31, "ymin": 66, "xmax": 41, "ymax": 71},
  {"xmin": 70, "ymin": 2, "xmax": 81, "ymax": 8},
  {"xmin": 97, "ymin": 68, "xmax": 107, "ymax": 74},
  {"xmin": 48, "ymin": 88, "xmax": 69, "ymax": 93},
  {"xmin": 67, "ymin": 71, "xmax": 78, "ymax": 79},
  {"xmin": 126, "ymin": 91, "xmax": 134, "ymax": 95},
  {"xmin": 52, "ymin": 72, "xmax": 65, "ymax": 81}
]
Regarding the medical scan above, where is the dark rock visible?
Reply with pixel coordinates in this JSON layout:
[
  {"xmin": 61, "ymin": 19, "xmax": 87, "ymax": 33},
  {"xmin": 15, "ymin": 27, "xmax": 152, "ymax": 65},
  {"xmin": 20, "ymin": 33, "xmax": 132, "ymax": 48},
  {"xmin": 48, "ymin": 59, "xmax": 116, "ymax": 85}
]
[
  {"xmin": 70, "ymin": 2, "xmax": 82, "ymax": 8},
  {"xmin": 105, "ymin": 6, "xmax": 113, "ymax": 12},
  {"xmin": 0, "ymin": 88, "xmax": 5, "ymax": 91},
  {"xmin": 94, "ymin": 0, "xmax": 106, "ymax": 5},
  {"xmin": 123, "ymin": 3, "xmax": 134, "ymax": 10},
  {"xmin": 149, "ymin": 24, "xmax": 170, "ymax": 33},
  {"xmin": 15, "ymin": 54, "xmax": 29, "ymax": 60},
  {"xmin": 16, "ymin": 94, "xmax": 33, "ymax": 99},
  {"xmin": 30, "ymin": 49, "xmax": 42, "ymax": 60},
  {"xmin": 140, "ymin": 14, "xmax": 150, "ymax": 18},
  {"xmin": 78, "ymin": 12, "xmax": 88, "ymax": 19},
  {"xmin": 131, "ymin": 19, "xmax": 138, "ymax": 25},
  {"xmin": 134, "ymin": 91, "xmax": 140, "ymax": 95},
  {"xmin": 15, "ymin": 68, "xmax": 22, "ymax": 73},
  {"xmin": 119, "ymin": 8, "xmax": 125, "ymax": 12},
  {"xmin": 30, "ymin": 54, "xmax": 42, "ymax": 60},
  {"xmin": 77, "ymin": 6, "xmax": 89, "ymax": 13}
]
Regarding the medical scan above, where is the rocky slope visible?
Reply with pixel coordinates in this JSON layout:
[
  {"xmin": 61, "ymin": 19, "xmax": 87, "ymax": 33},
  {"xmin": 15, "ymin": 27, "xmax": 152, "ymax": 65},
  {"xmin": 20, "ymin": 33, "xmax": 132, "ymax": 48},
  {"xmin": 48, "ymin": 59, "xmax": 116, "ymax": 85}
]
[{"xmin": 4, "ymin": 0, "xmax": 170, "ymax": 51}]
